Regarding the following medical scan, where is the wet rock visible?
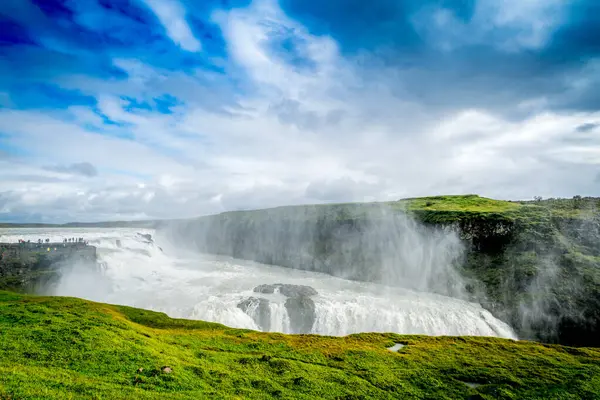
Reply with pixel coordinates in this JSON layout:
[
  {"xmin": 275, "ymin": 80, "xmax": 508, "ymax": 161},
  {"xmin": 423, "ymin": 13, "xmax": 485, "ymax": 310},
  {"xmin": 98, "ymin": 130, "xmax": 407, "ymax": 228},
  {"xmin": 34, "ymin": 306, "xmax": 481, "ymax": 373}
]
[
  {"xmin": 285, "ymin": 296, "xmax": 316, "ymax": 334},
  {"xmin": 138, "ymin": 233, "xmax": 153, "ymax": 243},
  {"xmin": 250, "ymin": 283, "xmax": 318, "ymax": 334},
  {"xmin": 237, "ymin": 297, "xmax": 271, "ymax": 331},
  {"xmin": 254, "ymin": 283, "xmax": 318, "ymax": 298},
  {"xmin": 387, "ymin": 343, "xmax": 405, "ymax": 352}
]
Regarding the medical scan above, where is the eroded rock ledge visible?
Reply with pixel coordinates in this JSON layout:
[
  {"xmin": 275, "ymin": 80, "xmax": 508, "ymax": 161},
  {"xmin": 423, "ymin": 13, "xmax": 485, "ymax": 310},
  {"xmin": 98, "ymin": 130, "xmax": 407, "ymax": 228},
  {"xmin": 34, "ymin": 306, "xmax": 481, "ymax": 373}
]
[{"xmin": 238, "ymin": 283, "xmax": 319, "ymax": 334}]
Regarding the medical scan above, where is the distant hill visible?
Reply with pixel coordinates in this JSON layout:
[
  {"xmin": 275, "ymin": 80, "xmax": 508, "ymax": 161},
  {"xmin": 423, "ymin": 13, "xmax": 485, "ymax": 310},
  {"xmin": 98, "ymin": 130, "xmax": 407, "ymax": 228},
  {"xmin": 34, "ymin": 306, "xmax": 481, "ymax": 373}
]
[{"xmin": 0, "ymin": 220, "xmax": 159, "ymax": 229}]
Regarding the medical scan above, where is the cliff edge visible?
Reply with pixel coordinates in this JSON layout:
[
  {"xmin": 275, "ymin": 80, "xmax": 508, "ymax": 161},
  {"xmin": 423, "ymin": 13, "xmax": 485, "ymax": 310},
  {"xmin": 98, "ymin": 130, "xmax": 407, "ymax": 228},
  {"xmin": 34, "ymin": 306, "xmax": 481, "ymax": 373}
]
[{"xmin": 0, "ymin": 241, "xmax": 97, "ymax": 292}]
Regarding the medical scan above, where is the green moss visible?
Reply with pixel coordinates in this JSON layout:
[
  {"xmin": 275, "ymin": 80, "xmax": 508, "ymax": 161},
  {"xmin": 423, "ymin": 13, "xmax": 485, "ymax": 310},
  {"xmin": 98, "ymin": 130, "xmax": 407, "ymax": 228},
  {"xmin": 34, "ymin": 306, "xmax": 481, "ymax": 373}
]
[
  {"xmin": 397, "ymin": 194, "xmax": 522, "ymax": 213},
  {"xmin": 514, "ymin": 198, "xmax": 599, "ymax": 222},
  {"xmin": 0, "ymin": 292, "xmax": 599, "ymax": 399}
]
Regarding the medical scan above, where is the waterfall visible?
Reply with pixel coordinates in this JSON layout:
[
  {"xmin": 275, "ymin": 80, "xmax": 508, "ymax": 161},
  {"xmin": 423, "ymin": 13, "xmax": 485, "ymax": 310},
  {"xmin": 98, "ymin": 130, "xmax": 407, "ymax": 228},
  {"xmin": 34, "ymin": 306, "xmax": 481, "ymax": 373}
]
[{"xmin": 0, "ymin": 227, "xmax": 517, "ymax": 339}]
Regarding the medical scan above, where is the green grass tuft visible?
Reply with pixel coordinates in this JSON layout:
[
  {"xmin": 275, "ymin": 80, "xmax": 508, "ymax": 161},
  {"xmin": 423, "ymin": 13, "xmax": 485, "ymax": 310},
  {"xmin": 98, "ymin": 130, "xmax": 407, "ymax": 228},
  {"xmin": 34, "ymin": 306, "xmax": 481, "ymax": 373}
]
[{"xmin": 1, "ymin": 291, "xmax": 599, "ymax": 399}]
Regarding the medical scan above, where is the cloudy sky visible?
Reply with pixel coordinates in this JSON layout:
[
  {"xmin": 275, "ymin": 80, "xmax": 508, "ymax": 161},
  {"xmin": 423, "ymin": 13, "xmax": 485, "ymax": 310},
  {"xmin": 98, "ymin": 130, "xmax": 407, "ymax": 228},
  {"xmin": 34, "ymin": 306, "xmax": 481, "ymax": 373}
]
[{"xmin": 0, "ymin": 0, "xmax": 599, "ymax": 223}]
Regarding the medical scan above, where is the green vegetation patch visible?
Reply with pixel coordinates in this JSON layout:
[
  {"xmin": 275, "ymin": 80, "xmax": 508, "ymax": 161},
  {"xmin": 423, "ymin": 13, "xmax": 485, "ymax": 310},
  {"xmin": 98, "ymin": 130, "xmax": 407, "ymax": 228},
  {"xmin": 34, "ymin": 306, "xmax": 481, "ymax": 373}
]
[
  {"xmin": 1, "ymin": 292, "xmax": 599, "ymax": 399},
  {"xmin": 397, "ymin": 194, "xmax": 522, "ymax": 213}
]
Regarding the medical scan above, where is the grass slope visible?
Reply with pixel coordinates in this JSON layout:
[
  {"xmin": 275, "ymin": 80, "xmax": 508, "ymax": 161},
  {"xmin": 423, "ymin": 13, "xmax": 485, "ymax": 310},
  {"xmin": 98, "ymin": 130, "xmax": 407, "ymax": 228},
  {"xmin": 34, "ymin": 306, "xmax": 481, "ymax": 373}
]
[
  {"xmin": 398, "ymin": 194, "xmax": 522, "ymax": 213},
  {"xmin": 1, "ymin": 292, "xmax": 599, "ymax": 399},
  {"xmin": 395, "ymin": 194, "xmax": 598, "ymax": 224}
]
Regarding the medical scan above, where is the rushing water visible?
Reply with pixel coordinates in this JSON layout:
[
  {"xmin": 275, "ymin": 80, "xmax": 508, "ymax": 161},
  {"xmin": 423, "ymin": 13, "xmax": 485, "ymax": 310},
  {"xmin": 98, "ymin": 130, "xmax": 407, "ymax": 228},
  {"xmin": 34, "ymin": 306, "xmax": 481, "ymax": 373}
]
[{"xmin": 0, "ymin": 227, "xmax": 516, "ymax": 339}]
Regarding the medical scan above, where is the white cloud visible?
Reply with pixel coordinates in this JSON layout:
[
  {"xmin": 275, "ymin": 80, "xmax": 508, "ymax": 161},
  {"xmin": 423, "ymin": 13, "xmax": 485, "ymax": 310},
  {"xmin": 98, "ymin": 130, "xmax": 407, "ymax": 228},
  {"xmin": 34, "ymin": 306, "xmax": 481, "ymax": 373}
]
[
  {"xmin": 142, "ymin": 0, "xmax": 201, "ymax": 52},
  {"xmin": 44, "ymin": 162, "xmax": 98, "ymax": 177},
  {"xmin": 0, "ymin": 0, "xmax": 598, "ymax": 222},
  {"xmin": 214, "ymin": 0, "xmax": 345, "ymax": 108},
  {"xmin": 488, "ymin": 0, "xmax": 566, "ymax": 51},
  {"xmin": 413, "ymin": 0, "xmax": 567, "ymax": 52}
]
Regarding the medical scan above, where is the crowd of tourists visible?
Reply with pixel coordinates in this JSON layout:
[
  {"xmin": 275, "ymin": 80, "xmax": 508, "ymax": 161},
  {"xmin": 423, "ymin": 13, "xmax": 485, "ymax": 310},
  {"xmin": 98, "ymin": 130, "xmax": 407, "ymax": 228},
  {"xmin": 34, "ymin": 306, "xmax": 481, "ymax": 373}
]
[{"xmin": 15, "ymin": 238, "xmax": 88, "ymax": 246}]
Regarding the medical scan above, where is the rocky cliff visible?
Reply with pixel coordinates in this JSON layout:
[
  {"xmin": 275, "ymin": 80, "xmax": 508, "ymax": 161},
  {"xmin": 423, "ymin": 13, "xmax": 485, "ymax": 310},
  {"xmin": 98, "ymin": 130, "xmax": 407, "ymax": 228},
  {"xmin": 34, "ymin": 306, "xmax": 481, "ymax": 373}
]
[
  {"xmin": 0, "ymin": 243, "xmax": 97, "ymax": 292},
  {"xmin": 159, "ymin": 195, "xmax": 600, "ymax": 347}
]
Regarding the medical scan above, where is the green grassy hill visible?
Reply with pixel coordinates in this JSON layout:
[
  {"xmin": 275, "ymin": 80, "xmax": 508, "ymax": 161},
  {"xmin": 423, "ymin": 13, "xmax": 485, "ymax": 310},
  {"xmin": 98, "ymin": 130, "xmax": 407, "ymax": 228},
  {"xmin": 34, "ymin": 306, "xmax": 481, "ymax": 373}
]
[{"xmin": 1, "ymin": 291, "xmax": 599, "ymax": 400}]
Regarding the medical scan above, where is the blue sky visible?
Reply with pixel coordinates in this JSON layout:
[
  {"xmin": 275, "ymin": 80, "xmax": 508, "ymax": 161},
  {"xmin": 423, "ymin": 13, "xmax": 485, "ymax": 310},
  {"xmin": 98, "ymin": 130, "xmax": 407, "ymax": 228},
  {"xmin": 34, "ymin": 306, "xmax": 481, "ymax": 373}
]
[{"xmin": 0, "ymin": 0, "xmax": 599, "ymax": 223}]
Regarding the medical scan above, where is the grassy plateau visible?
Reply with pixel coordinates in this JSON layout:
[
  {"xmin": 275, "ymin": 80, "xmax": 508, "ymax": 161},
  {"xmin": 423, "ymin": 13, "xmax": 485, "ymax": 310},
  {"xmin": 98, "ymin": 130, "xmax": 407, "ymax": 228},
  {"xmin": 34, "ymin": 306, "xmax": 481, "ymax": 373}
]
[{"xmin": 1, "ymin": 291, "xmax": 600, "ymax": 400}]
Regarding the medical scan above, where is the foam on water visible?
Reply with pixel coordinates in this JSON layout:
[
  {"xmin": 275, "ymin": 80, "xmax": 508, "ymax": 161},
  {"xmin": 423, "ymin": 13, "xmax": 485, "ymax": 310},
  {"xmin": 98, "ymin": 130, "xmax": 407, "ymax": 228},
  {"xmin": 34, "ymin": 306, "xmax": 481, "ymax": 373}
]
[{"xmin": 0, "ymin": 227, "xmax": 517, "ymax": 339}]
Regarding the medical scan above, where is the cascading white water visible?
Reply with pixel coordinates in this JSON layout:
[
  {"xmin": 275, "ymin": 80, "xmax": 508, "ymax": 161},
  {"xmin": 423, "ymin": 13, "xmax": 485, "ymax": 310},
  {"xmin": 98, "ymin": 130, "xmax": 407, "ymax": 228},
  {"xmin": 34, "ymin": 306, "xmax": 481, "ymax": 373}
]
[{"xmin": 0, "ymin": 227, "xmax": 517, "ymax": 339}]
